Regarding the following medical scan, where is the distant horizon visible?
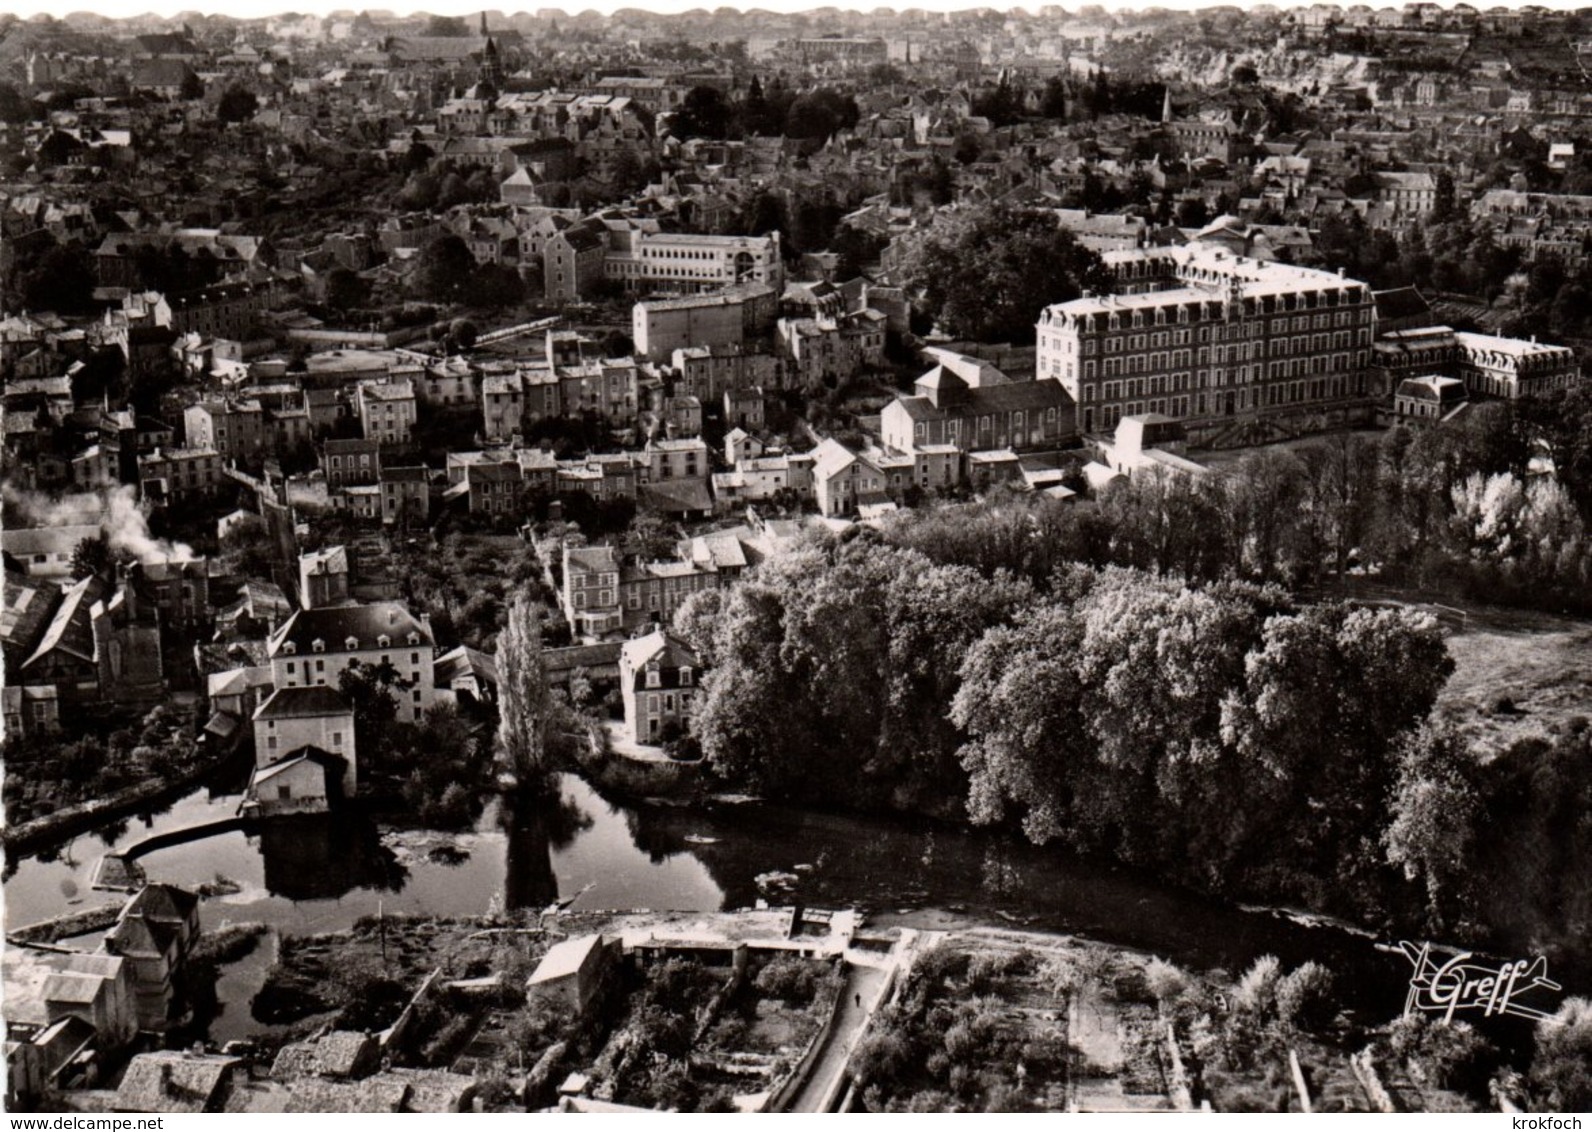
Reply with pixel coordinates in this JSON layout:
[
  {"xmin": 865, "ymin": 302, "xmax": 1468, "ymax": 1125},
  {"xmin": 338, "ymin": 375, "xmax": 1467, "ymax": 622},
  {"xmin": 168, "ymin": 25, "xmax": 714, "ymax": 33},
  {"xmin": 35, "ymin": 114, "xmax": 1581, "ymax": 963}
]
[{"xmin": 8, "ymin": 0, "xmax": 1592, "ymax": 25}]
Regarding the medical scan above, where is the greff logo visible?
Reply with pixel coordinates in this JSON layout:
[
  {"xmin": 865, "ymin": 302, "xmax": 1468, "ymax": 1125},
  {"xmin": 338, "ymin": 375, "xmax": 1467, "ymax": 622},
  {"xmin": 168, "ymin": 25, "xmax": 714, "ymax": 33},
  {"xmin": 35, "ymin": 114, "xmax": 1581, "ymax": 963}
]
[{"xmin": 1399, "ymin": 941, "xmax": 1562, "ymax": 1024}]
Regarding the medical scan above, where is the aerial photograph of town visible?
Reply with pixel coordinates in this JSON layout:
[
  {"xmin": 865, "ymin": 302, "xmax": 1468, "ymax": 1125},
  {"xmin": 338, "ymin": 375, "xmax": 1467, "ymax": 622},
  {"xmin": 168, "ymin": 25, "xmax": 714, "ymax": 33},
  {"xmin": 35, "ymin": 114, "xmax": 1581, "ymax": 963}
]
[{"xmin": 0, "ymin": 0, "xmax": 1590, "ymax": 1117}]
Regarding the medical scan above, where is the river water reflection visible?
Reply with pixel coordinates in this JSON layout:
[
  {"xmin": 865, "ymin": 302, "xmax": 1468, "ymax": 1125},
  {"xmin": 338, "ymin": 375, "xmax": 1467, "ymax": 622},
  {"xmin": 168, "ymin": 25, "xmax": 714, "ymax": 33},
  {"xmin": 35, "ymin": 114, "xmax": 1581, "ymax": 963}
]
[{"xmin": 5, "ymin": 772, "xmax": 1444, "ymax": 1044}]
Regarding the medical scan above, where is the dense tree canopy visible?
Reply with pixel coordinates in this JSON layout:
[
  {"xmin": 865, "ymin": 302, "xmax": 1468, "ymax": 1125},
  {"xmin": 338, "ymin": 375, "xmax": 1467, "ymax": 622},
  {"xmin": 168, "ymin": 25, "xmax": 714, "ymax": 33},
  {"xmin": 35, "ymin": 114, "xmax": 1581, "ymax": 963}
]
[
  {"xmin": 952, "ymin": 569, "xmax": 1451, "ymax": 914},
  {"xmin": 410, "ymin": 235, "xmax": 523, "ymax": 310},
  {"xmin": 684, "ymin": 526, "xmax": 1459, "ymax": 922},
  {"xmin": 411, "ymin": 235, "xmax": 477, "ymax": 303},
  {"xmin": 783, "ymin": 88, "xmax": 859, "ymax": 140},
  {"xmin": 1532, "ymin": 998, "xmax": 1592, "ymax": 1113},
  {"xmin": 324, "ymin": 267, "xmax": 370, "ymax": 313},
  {"xmin": 903, "ymin": 201, "xmax": 1112, "ymax": 343},
  {"xmin": 671, "ymin": 85, "xmax": 735, "ymax": 140},
  {"xmin": 685, "ymin": 533, "xmax": 1035, "ymax": 816},
  {"xmin": 217, "ymin": 85, "xmax": 259, "ymax": 124},
  {"xmin": 17, "ymin": 243, "xmax": 97, "ymax": 315}
]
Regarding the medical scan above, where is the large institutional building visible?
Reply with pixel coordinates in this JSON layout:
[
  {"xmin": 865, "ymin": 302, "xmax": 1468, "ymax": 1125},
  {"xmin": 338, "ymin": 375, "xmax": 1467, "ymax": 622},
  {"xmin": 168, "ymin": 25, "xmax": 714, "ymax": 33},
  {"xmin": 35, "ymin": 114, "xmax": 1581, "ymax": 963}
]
[
  {"xmin": 606, "ymin": 230, "xmax": 784, "ymax": 295},
  {"xmin": 1036, "ymin": 244, "xmax": 1377, "ymax": 445}
]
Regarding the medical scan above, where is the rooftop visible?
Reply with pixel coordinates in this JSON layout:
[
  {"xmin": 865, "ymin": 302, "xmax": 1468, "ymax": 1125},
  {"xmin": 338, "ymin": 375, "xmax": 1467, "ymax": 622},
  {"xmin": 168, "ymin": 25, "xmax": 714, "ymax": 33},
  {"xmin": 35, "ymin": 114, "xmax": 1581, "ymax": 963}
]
[
  {"xmin": 528, "ymin": 934, "xmax": 606, "ymax": 986},
  {"xmin": 268, "ymin": 601, "xmax": 433, "ymax": 656},
  {"xmin": 253, "ymin": 685, "xmax": 354, "ymax": 722}
]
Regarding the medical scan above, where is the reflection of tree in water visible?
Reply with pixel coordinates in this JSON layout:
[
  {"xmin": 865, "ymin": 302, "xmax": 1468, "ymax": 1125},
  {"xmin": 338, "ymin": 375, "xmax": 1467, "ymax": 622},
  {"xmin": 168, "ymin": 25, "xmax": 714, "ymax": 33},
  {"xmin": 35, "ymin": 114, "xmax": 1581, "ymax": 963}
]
[
  {"xmin": 501, "ymin": 788, "xmax": 594, "ymax": 912},
  {"xmin": 258, "ymin": 814, "xmax": 408, "ymax": 901},
  {"xmin": 545, "ymin": 791, "xmax": 594, "ymax": 850},
  {"xmin": 621, "ymin": 800, "xmax": 695, "ymax": 863}
]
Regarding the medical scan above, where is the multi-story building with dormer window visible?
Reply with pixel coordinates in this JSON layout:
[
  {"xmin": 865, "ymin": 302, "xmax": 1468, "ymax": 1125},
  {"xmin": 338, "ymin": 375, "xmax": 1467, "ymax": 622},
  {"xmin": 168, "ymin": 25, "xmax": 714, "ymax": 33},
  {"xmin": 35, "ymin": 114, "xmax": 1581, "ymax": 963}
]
[
  {"xmin": 1036, "ymin": 243, "xmax": 1377, "ymax": 446},
  {"xmin": 266, "ymin": 601, "xmax": 436, "ymax": 724}
]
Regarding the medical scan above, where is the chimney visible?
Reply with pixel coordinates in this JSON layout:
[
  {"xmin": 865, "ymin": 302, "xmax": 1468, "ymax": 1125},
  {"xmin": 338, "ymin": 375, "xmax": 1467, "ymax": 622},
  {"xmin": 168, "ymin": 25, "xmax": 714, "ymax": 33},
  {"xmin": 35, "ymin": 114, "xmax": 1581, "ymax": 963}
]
[{"xmin": 389, "ymin": 609, "xmax": 398, "ymax": 626}]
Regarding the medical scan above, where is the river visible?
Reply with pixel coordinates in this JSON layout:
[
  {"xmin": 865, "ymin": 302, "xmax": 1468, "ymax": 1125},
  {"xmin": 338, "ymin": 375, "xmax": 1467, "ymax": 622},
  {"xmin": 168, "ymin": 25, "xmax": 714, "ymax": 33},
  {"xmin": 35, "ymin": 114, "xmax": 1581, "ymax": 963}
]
[{"xmin": 0, "ymin": 772, "xmax": 1515, "ymax": 1045}]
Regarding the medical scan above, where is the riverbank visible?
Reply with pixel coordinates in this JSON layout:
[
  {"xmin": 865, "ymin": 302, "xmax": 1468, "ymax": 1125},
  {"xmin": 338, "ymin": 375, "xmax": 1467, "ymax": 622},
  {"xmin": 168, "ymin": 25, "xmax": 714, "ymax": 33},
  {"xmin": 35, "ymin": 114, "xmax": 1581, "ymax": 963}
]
[
  {"xmin": 567, "ymin": 720, "xmax": 705, "ymax": 801},
  {"xmin": 6, "ymin": 903, "xmax": 124, "ymax": 946},
  {"xmin": 195, "ymin": 909, "xmax": 1518, "ymax": 1113},
  {"xmin": 3, "ymin": 743, "xmax": 244, "ymax": 862}
]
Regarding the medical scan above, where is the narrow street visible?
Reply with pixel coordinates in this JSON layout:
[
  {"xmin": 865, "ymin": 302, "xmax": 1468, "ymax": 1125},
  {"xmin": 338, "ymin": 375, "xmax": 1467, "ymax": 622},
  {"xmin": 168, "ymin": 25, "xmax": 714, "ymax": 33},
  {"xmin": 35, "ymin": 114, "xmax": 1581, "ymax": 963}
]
[{"xmin": 783, "ymin": 961, "xmax": 890, "ymax": 1113}]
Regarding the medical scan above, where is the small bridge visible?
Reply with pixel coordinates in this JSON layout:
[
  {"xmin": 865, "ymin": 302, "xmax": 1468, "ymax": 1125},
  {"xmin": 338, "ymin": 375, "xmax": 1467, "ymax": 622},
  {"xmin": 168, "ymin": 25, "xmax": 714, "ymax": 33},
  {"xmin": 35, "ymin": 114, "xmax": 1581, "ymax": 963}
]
[{"xmin": 120, "ymin": 816, "xmax": 254, "ymax": 861}]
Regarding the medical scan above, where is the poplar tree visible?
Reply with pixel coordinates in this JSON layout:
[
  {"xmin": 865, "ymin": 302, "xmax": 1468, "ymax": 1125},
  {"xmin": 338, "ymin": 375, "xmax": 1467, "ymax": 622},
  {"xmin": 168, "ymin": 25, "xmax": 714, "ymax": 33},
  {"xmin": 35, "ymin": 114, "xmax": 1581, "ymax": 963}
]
[{"xmin": 497, "ymin": 594, "xmax": 553, "ymax": 794}]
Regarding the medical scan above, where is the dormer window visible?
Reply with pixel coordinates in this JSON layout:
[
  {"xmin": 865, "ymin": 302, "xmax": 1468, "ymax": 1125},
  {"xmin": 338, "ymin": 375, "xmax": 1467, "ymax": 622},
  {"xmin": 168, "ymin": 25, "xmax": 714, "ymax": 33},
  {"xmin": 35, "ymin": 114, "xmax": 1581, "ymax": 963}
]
[
  {"xmin": 645, "ymin": 665, "xmax": 661, "ymax": 689},
  {"xmin": 312, "ymin": 639, "xmax": 326, "ymax": 653},
  {"xmin": 406, "ymin": 632, "xmax": 420, "ymax": 645},
  {"xmin": 680, "ymin": 667, "xmax": 693, "ymax": 686},
  {"xmin": 282, "ymin": 642, "xmax": 297, "ymax": 656},
  {"xmin": 346, "ymin": 636, "xmax": 359, "ymax": 650},
  {"xmin": 378, "ymin": 634, "xmax": 391, "ymax": 648}
]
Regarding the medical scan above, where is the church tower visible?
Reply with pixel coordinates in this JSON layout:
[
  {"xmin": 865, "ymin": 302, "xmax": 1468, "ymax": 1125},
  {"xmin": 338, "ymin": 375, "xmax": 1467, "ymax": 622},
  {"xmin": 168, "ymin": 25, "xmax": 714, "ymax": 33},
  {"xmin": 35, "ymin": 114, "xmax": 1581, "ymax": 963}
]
[{"xmin": 478, "ymin": 12, "xmax": 503, "ymax": 92}]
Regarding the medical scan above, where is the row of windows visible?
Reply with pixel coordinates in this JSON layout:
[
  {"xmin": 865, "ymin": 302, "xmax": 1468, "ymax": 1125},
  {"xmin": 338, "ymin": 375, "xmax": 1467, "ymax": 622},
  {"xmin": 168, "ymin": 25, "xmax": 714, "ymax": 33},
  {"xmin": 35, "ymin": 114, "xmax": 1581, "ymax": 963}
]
[
  {"xmin": 264, "ymin": 728, "xmax": 345, "ymax": 748},
  {"xmin": 643, "ymin": 666, "xmax": 693, "ymax": 687},
  {"xmin": 280, "ymin": 635, "xmax": 419, "ymax": 655},
  {"xmin": 1045, "ymin": 312, "xmax": 1372, "ymax": 355},
  {"xmin": 645, "ymin": 247, "xmax": 727, "ymax": 261},
  {"xmin": 1050, "ymin": 294, "xmax": 1365, "ymax": 335},
  {"xmin": 1073, "ymin": 348, "xmax": 1369, "ymax": 383},
  {"xmin": 645, "ymin": 690, "xmax": 691, "ymax": 716},
  {"xmin": 1086, "ymin": 371, "xmax": 1371, "ymax": 421}
]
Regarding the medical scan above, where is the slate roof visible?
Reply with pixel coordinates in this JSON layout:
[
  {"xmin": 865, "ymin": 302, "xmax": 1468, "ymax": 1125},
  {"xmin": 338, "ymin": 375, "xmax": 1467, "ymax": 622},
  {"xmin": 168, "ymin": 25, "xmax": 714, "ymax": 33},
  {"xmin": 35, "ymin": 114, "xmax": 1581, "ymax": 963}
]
[
  {"xmin": 2, "ymin": 570, "xmax": 62, "ymax": 672},
  {"xmin": 387, "ymin": 35, "xmax": 490, "ymax": 61},
  {"xmin": 1374, "ymin": 286, "xmax": 1433, "ymax": 324},
  {"xmin": 565, "ymin": 544, "xmax": 618, "ymax": 573},
  {"xmin": 640, "ymin": 479, "xmax": 713, "ymax": 514},
  {"xmin": 22, "ymin": 575, "xmax": 103, "ymax": 670},
  {"xmin": 2, "ymin": 524, "xmax": 101, "ymax": 560},
  {"xmin": 250, "ymin": 746, "xmax": 344, "ymax": 787},
  {"xmin": 283, "ymin": 1077, "xmax": 408, "ymax": 1113},
  {"xmin": 123, "ymin": 882, "xmax": 199, "ymax": 923},
  {"xmin": 271, "ymin": 1030, "xmax": 376, "ymax": 1081},
  {"xmin": 253, "ymin": 685, "xmax": 354, "ymax": 721},
  {"xmin": 1397, "ymin": 375, "xmax": 1467, "ymax": 402},
  {"xmin": 268, "ymin": 601, "xmax": 433, "ymax": 656},
  {"xmin": 541, "ymin": 641, "xmax": 622, "ymax": 676},
  {"xmin": 553, "ymin": 225, "xmax": 607, "ymax": 253},
  {"xmin": 619, "ymin": 630, "xmax": 698, "ymax": 674},
  {"xmin": 114, "ymin": 1052, "xmax": 241, "ymax": 1114},
  {"xmin": 42, "ymin": 973, "xmax": 105, "ymax": 1006},
  {"xmin": 300, "ymin": 546, "xmax": 348, "ymax": 578},
  {"xmin": 812, "ymin": 438, "xmax": 877, "ymax": 480},
  {"xmin": 434, "ymin": 644, "xmax": 498, "ymax": 688},
  {"xmin": 893, "ymin": 379, "xmax": 1074, "ymax": 422}
]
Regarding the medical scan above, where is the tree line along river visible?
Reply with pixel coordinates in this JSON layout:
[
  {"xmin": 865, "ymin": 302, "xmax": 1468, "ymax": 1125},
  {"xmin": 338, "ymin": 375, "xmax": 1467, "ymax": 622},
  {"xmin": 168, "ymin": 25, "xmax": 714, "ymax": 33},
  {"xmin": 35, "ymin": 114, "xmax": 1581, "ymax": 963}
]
[{"xmin": 0, "ymin": 770, "xmax": 1532, "ymax": 1047}]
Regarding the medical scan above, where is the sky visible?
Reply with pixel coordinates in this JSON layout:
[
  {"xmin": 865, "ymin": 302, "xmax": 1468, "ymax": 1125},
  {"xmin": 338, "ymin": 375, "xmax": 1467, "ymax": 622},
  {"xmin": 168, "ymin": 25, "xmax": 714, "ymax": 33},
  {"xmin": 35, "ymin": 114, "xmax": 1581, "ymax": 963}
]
[{"xmin": 8, "ymin": 0, "xmax": 1592, "ymax": 22}]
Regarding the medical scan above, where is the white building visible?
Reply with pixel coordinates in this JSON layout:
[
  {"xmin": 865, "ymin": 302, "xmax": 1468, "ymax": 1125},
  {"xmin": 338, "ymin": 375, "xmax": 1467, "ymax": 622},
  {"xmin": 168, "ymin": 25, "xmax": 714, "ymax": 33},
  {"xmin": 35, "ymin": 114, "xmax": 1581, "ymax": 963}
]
[
  {"xmin": 1036, "ymin": 243, "xmax": 1376, "ymax": 444},
  {"xmin": 250, "ymin": 684, "xmax": 357, "ymax": 795},
  {"xmin": 265, "ymin": 601, "xmax": 436, "ymax": 723},
  {"xmin": 606, "ymin": 230, "xmax": 784, "ymax": 295}
]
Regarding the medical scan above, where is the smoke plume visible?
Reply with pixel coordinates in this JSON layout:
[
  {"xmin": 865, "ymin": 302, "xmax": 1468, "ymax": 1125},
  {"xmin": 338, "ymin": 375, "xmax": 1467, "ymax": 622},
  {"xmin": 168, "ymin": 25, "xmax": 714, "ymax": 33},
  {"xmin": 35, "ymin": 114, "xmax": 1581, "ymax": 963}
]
[{"xmin": 2, "ymin": 483, "xmax": 197, "ymax": 564}]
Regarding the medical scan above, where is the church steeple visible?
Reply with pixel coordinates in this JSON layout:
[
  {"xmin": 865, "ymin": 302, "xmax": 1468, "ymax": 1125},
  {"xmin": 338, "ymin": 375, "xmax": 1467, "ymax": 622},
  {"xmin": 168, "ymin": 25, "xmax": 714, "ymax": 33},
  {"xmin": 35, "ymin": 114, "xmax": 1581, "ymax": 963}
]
[
  {"xmin": 480, "ymin": 10, "xmax": 489, "ymax": 36},
  {"xmin": 1161, "ymin": 84, "xmax": 1173, "ymax": 124}
]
